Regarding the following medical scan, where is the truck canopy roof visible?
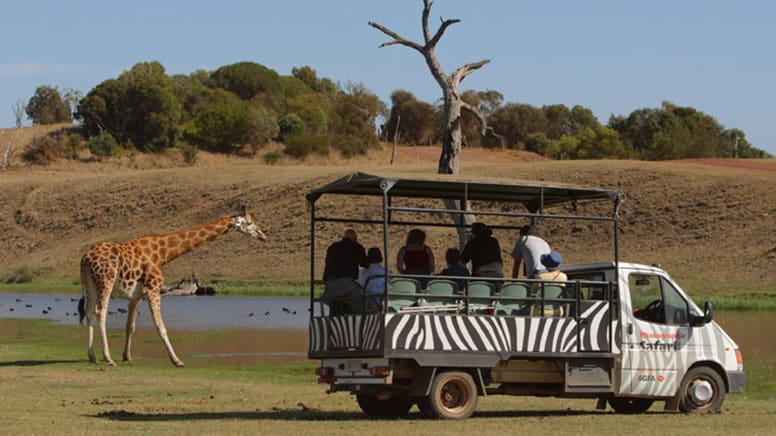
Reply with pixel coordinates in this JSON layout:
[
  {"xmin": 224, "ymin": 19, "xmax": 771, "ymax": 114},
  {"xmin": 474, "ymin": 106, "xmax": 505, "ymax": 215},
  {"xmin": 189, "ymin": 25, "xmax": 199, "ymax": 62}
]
[{"xmin": 307, "ymin": 172, "xmax": 620, "ymax": 213}]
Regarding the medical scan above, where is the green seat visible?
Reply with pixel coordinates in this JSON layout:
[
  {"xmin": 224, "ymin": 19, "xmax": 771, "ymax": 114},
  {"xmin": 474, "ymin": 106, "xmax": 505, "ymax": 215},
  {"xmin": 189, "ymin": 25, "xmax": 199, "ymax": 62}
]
[
  {"xmin": 495, "ymin": 282, "xmax": 530, "ymax": 316},
  {"xmin": 419, "ymin": 279, "xmax": 458, "ymax": 306},
  {"xmin": 533, "ymin": 284, "xmax": 565, "ymax": 316},
  {"xmin": 465, "ymin": 281, "xmax": 494, "ymax": 314},
  {"xmin": 387, "ymin": 278, "xmax": 420, "ymax": 312}
]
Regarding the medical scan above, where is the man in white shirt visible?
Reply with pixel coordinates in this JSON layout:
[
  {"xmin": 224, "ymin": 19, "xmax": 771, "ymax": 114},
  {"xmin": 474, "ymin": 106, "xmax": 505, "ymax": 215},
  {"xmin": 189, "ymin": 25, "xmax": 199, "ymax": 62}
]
[{"xmin": 511, "ymin": 225, "xmax": 551, "ymax": 278}]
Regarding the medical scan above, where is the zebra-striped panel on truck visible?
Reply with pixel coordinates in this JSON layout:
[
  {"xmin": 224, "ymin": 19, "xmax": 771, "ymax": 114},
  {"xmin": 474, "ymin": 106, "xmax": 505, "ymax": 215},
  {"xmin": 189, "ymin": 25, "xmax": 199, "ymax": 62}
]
[
  {"xmin": 386, "ymin": 301, "xmax": 612, "ymax": 354},
  {"xmin": 309, "ymin": 313, "xmax": 383, "ymax": 353}
]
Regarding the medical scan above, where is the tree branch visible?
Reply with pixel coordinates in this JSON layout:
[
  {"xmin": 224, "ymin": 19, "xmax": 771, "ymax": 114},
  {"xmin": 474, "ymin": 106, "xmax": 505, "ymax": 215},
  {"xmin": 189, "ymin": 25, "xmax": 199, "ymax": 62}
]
[
  {"xmin": 427, "ymin": 18, "xmax": 461, "ymax": 48},
  {"xmin": 451, "ymin": 59, "xmax": 491, "ymax": 84},
  {"xmin": 461, "ymin": 101, "xmax": 503, "ymax": 144},
  {"xmin": 422, "ymin": 0, "xmax": 433, "ymax": 43},
  {"xmin": 368, "ymin": 21, "xmax": 424, "ymax": 53}
]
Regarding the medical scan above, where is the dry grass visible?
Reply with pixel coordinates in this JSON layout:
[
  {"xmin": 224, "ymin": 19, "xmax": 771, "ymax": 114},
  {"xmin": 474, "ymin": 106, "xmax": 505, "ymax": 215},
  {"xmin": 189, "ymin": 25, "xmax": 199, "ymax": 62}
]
[{"xmin": 0, "ymin": 127, "xmax": 774, "ymax": 297}]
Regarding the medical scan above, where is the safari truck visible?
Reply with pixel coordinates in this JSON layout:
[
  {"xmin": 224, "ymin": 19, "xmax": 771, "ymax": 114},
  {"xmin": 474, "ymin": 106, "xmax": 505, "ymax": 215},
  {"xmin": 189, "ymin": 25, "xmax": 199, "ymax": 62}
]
[{"xmin": 306, "ymin": 172, "xmax": 744, "ymax": 419}]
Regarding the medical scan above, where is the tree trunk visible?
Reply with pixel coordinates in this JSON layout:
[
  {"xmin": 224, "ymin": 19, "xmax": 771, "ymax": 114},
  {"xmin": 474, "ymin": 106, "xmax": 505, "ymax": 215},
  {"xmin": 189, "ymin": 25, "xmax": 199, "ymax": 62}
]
[{"xmin": 369, "ymin": 0, "xmax": 496, "ymax": 247}]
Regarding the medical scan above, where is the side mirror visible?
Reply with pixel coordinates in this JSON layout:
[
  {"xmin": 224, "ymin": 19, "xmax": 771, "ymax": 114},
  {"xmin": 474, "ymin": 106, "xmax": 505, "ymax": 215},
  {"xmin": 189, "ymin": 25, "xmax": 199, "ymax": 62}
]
[{"xmin": 690, "ymin": 301, "xmax": 713, "ymax": 326}]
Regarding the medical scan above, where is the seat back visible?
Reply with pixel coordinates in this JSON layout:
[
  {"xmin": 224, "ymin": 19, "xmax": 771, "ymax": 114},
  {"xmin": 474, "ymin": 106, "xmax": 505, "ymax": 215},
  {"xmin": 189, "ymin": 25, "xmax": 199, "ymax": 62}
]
[
  {"xmin": 463, "ymin": 281, "xmax": 494, "ymax": 314},
  {"xmin": 387, "ymin": 278, "xmax": 420, "ymax": 312},
  {"xmin": 534, "ymin": 284, "xmax": 565, "ymax": 316},
  {"xmin": 419, "ymin": 279, "xmax": 458, "ymax": 307},
  {"xmin": 500, "ymin": 282, "xmax": 529, "ymax": 299},
  {"xmin": 426, "ymin": 279, "xmax": 457, "ymax": 295},
  {"xmin": 389, "ymin": 278, "xmax": 420, "ymax": 294},
  {"xmin": 467, "ymin": 281, "xmax": 494, "ymax": 298},
  {"xmin": 494, "ymin": 282, "xmax": 530, "ymax": 316}
]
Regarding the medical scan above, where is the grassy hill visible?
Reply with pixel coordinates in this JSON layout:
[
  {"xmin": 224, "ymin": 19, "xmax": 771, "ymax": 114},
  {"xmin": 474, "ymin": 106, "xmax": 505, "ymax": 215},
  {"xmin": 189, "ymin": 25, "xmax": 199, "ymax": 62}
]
[{"xmin": 1, "ymin": 127, "xmax": 774, "ymax": 302}]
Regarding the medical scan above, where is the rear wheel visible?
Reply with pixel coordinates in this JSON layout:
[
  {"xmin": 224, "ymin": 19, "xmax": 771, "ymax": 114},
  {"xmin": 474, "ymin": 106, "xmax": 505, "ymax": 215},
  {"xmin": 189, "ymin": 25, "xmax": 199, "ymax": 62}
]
[
  {"xmin": 356, "ymin": 394, "xmax": 413, "ymax": 418},
  {"xmin": 608, "ymin": 397, "xmax": 654, "ymax": 414},
  {"xmin": 676, "ymin": 366, "xmax": 725, "ymax": 413},
  {"xmin": 425, "ymin": 371, "xmax": 478, "ymax": 419}
]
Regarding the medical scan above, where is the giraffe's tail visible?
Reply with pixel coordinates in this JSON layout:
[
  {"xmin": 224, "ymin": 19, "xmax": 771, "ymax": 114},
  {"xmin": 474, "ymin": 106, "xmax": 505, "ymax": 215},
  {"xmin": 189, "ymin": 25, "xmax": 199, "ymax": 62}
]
[
  {"xmin": 78, "ymin": 256, "xmax": 89, "ymax": 325},
  {"xmin": 78, "ymin": 296, "xmax": 85, "ymax": 324}
]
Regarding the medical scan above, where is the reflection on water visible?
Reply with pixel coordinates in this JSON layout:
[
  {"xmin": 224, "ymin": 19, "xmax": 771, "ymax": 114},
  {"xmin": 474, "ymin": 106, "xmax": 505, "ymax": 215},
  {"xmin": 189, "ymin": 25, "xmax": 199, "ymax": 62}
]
[
  {"xmin": 0, "ymin": 292, "xmax": 311, "ymax": 366},
  {"xmin": 0, "ymin": 293, "xmax": 309, "ymax": 330},
  {"xmin": 714, "ymin": 311, "xmax": 776, "ymax": 357}
]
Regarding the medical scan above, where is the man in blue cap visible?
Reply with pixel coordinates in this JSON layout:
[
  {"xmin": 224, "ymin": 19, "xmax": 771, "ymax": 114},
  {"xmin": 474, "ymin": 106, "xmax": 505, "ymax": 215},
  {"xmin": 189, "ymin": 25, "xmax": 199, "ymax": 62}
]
[{"xmin": 536, "ymin": 250, "xmax": 567, "ymax": 283}]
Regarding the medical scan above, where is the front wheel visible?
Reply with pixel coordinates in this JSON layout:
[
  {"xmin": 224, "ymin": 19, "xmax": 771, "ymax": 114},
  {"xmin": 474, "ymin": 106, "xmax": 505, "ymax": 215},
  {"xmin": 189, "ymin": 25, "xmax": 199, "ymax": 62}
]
[
  {"xmin": 356, "ymin": 394, "xmax": 412, "ymax": 418},
  {"xmin": 676, "ymin": 366, "xmax": 725, "ymax": 413},
  {"xmin": 608, "ymin": 397, "xmax": 654, "ymax": 414},
  {"xmin": 425, "ymin": 371, "xmax": 478, "ymax": 419}
]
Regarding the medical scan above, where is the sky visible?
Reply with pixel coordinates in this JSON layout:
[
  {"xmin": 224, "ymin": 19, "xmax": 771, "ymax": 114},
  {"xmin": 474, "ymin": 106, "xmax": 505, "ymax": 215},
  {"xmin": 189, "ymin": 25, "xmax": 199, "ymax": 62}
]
[{"xmin": 1, "ymin": 0, "xmax": 775, "ymax": 155}]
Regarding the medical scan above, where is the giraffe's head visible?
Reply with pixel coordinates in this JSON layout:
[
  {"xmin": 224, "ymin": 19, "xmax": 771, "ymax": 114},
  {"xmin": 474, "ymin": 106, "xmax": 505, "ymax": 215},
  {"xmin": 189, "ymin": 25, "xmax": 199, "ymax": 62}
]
[{"xmin": 231, "ymin": 206, "xmax": 267, "ymax": 241}]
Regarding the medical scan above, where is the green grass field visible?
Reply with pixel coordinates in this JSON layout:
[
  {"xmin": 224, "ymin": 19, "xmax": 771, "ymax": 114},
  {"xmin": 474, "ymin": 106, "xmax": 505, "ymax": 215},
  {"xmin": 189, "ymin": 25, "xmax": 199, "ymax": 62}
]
[{"xmin": 1, "ymin": 319, "xmax": 774, "ymax": 435}]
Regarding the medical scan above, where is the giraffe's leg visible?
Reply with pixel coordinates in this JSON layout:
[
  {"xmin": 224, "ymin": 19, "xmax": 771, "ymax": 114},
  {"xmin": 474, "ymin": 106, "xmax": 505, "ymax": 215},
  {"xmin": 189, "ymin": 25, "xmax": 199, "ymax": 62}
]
[
  {"xmin": 81, "ymin": 265, "xmax": 98, "ymax": 364},
  {"xmin": 146, "ymin": 290, "xmax": 184, "ymax": 367},
  {"xmin": 85, "ymin": 290, "xmax": 97, "ymax": 364},
  {"xmin": 96, "ymin": 281, "xmax": 116, "ymax": 366},
  {"xmin": 122, "ymin": 298, "xmax": 141, "ymax": 362},
  {"xmin": 87, "ymin": 317, "xmax": 96, "ymax": 364}
]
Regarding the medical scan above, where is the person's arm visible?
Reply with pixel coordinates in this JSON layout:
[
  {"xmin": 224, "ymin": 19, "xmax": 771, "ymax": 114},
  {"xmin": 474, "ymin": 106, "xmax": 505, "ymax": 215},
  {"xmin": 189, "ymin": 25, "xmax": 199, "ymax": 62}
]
[
  {"xmin": 426, "ymin": 245, "xmax": 435, "ymax": 274},
  {"xmin": 510, "ymin": 239, "xmax": 522, "ymax": 279},
  {"xmin": 459, "ymin": 242, "xmax": 471, "ymax": 264},
  {"xmin": 396, "ymin": 247, "xmax": 406, "ymax": 273},
  {"xmin": 512, "ymin": 257, "xmax": 521, "ymax": 279},
  {"xmin": 356, "ymin": 243, "xmax": 368, "ymax": 268}
]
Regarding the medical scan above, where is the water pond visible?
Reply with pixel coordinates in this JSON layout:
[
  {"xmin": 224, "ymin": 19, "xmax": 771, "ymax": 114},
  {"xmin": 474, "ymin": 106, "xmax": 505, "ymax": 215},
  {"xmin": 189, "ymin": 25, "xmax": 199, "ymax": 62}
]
[{"xmin": 1, "ymin": 293, "xmax": 773, "ymax": 371}]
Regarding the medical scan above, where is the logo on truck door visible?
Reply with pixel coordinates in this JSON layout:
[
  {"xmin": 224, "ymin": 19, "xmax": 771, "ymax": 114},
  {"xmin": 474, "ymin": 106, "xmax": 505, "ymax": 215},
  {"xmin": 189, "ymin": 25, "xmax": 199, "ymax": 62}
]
[
  {"xmin": 639, "ymin": 331, "xmax": 684, "ymax": 351},
  {"xmin": 637, "ymin": 374, "xmax": 666, "ymax": 383}
]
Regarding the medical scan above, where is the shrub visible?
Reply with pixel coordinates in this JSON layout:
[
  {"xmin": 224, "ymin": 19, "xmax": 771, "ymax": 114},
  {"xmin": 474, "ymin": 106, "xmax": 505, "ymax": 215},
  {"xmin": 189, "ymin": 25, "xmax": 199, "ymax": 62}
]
[
  {"xmin": 179, "ymin": 143, "xmax": 199, "ymax": 165},
  {"xmin": 337, "ymin": 135, "xmax": 368, "ymax": 157},
  {"xmin": 262, "ymin": 150, "xmax": 283, "ymax": 165},
  {"xmin": 87, "ymin": 130, "xmax": 119, "ymax": 159},
  {"xmin": 283, "ymin": 134, "xmax": 329, "ymax": 158},
  {"xmin": 6, "ymin": 266, "xmax": 34, "ymax": 284},
  {"xmin": 22, "ymin": 135, "xmax": 62, "ymax": 164},
  {"xmin": 278, "ymin": 113, "xmax": 306, "ymax": 139}
]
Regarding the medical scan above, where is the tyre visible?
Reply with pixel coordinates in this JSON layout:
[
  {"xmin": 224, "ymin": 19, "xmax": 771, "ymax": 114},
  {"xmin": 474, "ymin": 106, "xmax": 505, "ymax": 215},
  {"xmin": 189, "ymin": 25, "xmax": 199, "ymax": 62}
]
[
  {"xmin": 608, "ymin": 397, "xmax": 654, "ymax": 414},
  {"xmin": 425, "ymin": 371, "xmax": 478, "ymax": 419},
  {"xmin": 414, "ymin": 396, "xmax": 433, "ymax": 418},
  {"xmin": 356, "ymin": 394, "xmax": 413, "ymax": 418},
  {"xmin": 676, "ymin": 366, "xmax": 725, "ymax": 413}
]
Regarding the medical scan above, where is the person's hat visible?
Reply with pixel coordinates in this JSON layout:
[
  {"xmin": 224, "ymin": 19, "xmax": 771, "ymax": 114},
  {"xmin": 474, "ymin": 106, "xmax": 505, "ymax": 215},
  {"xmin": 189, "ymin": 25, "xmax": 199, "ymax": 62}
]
[
  {"xmin": 540, "ymin": 251, "xmax": 562, "ymax": 269},
  {"xmin": 367, "ymin": 247, "xmax": 383, "ymax": 263},
  {"xmin": 471, "ymin": 222, "xmax": 492, "ymax": 236}
]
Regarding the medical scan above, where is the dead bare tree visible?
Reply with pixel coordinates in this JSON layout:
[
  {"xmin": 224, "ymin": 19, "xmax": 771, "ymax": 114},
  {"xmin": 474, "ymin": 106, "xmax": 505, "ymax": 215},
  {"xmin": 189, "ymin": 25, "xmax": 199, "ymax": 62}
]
[
  {"xmin": 369, "ymin": 0, "xmax": 499, "ymax": 176},
  {"xmin": 12, "ymin": 100, "xmax": 26, "ymax": 128},
  {"xmin": 2, "ymin": 141, "xmax": 14, "ymax": 171},
  {"xmin": 370, "ymin": 0, "xmax": 501, "ymax": 245}
]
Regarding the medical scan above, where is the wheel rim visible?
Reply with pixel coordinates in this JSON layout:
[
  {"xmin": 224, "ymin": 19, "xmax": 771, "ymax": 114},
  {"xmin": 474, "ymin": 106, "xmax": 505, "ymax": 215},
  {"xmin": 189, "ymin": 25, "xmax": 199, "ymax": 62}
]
[
  {"xmin": 440, "ymin": 380, "xmax": 468, "ymax": 411},
  {"xmin": 688, "ymin": 379, "xmax": 714, "ymax": 405}
]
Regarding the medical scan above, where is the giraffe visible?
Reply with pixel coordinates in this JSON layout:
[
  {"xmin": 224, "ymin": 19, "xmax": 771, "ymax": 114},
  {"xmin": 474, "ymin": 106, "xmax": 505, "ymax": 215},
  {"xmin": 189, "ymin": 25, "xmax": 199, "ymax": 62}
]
[{"xmin": 78, "ymin": 206, "xmax": 267, "ymax": 367}]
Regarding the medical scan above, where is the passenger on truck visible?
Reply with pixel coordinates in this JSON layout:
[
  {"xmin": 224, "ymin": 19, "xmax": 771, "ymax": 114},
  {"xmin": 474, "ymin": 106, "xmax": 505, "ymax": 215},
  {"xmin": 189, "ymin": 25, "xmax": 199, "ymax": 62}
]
[
  {"xmin": 511, "ymin": 225, "xmax": 551, "ymax": 278},
  {"xmin": 396, "ymin": 228, "xmax": 435, "ymax": 287},
  {"xmin": 438, "ymin": 247, "xmax": 470, "ymax": 292},
  {"xmin": 460, "ymin": 222, "xmax": 504, "ymax": 279},
  {"xmin": 321, "ymin": 229, "xmax": 369, "ymax": 314},
  {"xmin": 532, "ymin": 250, "xmax": 568, "ymax": 317},
  {"xmin": 358, "ymin": 247, "xmax": 387, "ymax": 311}
]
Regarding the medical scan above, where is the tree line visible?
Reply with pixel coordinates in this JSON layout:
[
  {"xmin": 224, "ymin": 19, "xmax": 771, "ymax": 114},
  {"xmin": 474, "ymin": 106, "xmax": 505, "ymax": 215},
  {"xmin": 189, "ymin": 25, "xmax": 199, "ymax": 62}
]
[{"xmin": 17, "ymin": 60, "xmax": 770, "ymax": 162}]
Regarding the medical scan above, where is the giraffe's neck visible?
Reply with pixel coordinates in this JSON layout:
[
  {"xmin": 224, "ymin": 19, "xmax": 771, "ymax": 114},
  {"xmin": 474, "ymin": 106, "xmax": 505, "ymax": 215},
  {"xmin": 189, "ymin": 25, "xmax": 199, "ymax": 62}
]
[{"xmin": 131, "ymin": 216, "xmax": 233, "ymax": 265}]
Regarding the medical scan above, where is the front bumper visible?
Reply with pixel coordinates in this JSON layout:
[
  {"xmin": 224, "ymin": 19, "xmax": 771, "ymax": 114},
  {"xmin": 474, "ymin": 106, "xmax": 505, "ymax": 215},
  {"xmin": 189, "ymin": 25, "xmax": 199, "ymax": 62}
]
[{"xmin": 726, "ymin": 370, "xmax": 745, "ymax": 393}]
